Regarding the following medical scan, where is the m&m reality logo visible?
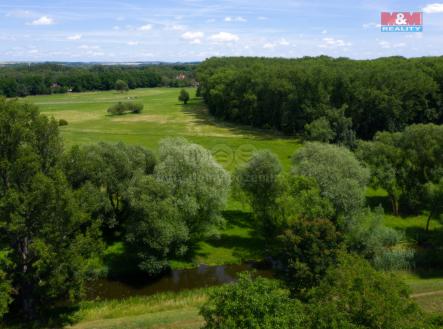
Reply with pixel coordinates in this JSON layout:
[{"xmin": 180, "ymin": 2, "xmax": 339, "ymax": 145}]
[{"xmin": 380, "ymin": 12, "xmax": 423, "ymax": 32}]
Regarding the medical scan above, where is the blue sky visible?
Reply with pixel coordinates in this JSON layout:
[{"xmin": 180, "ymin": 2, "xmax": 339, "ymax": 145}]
[{"xmin": 0, "ymin": 0, "xmax": 442, "ymax": 62}]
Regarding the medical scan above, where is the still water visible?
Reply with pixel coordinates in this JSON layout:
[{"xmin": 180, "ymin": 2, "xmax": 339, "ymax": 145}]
[{"xmin": 86, "ymin": 263, "xmax": 273, "ymax": 300}]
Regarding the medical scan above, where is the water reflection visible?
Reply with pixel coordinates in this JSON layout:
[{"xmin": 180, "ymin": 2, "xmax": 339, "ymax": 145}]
[{"xmin": 86, "ymin": 263, "xmax": 272, "ymax": 300}]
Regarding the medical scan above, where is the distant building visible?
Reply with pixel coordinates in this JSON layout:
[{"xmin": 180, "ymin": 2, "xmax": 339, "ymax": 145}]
[{"xmin": 176, "ymin": 72, "xmax": 186, "ymax": 80}]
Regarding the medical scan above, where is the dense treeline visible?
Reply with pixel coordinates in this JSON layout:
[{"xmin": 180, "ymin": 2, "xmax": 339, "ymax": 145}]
[
  {"xmin": 197, "ymin": 56, "xmax": 443, "ymax": 140},
  {"xmin": 0, "ymin": 63, "xmax": 196, "ymax": 97}
]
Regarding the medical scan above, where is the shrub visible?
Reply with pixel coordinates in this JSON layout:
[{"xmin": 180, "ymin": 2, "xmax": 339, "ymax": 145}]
[
  {"xmin": 200, "ymin": 273, "xmax": 305, "ymax": 329},
  {"xmin": 305, "ymin": 253, "xmax": 424, "ymax": 329},
  {"xmin": 107, "ymin": 102, "xmax": 144, "ymax": 115},
  {"xmin": 273, "ymin": 218, "xmax": 341, "ymax": 295},
  {"xmin": 58, "ymin": 118, "xmax": 68, "ymax": 126}
]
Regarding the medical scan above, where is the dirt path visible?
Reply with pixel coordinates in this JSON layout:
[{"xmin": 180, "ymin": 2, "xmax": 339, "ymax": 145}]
[{"xmin": 411, "ymin": 290, "xmax": 443, "ymax": 298}]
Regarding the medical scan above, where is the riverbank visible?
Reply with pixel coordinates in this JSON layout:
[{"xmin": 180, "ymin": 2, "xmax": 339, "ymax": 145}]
[
  {"xmin": 67, "ymin": 289, "xmax": 208, "ymax": 329},
  {"xmin": 65, "ymin": 271, "xmax": 443, "ymax": 329}
]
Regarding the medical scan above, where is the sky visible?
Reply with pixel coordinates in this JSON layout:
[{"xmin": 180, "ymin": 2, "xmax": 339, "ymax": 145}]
[{"xmin": 0, "ymin": 0, "xmax": 442, "ymax": 62}]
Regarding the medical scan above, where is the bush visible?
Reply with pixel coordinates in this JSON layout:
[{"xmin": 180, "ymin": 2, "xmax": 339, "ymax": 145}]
[
  {"xmin": 305, "ymin": 253, "xmax": 424, "ymax": 329},
  {"xmin": 107, "ymin": 102, "xmax": 144, "ymax": 115},
  {"xmin": 200, "ymin": 273, "xmax": 305, "ymax": 329},
  {"xmin": 273, "ymin": 218, "xmax": 341, "ymax": 295},
  {"xmin": 345, "ymin": 207, "xmax": 414, "ymax": 270},
  {"xmin": 58, "ymin": 118, "xmax": 68, "ymax": 126}
]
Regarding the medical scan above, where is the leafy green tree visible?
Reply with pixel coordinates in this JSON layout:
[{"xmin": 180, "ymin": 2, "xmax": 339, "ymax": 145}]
[
  {"xmin": 273, "ymin": 218, "xmax": 340, "ymax": 295},
  {"xmin": 234, "ymin": 151, "xmax": 284, "ymax": 238},
  {"xmin": 63, "ymin": 142, "xmax": 156, "ymax": 230},
  {"xmin": 357, "ymin": 138, "xmax": 402, "ymax": 215},
  {"xmin": 306, "ymin": 253, "xmax": 425, "ymax": 329},
  {"xmin": 154, "ymin": 138, "xmax": 230, "ymax": 241},
  {"xmin": 304, "ymin": 117, "xmax": 334, "ymax": 143},
  {"xmin": 278, "ymin": 175, "xmax": 335, "ymax": 221},
  {"xmin": 124, "ymin": 175, "xmax": 189, "ymax": 274},
  {"xmin": 358, "ymin": 124, "xmax": 443, "ymax": 217},
  {"xmin": 201, "ymin": 273, "xmax": 305, "ymax": 329},
  {"xmin": 178, "ymin": 88, "xmax": 190, "ymax": 104},
  {"xmin": 115, "ymin": 79, "xmax": 129, "ymax": 92},
  {"xmin": 292, "ymin": 142, "xmax": 369, "ymax": 220},
  {"xmin": 0, "ymin": 99, "xmax": 103, "ymax": 319}
]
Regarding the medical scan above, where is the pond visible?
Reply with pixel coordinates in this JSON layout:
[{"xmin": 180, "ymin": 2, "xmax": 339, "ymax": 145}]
[{"xmin": 86, "ymin": 263, "xmax": 273, "ymax": 300}]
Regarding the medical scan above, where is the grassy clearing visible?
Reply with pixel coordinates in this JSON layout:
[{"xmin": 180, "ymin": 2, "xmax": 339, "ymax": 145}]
[
  {"xmin": 67, "ymin": 289, "xmax": 208, "ymax": 329},
  {"xmin": 23, "ymin": 88, "xmax": 299, "ymax": 171}
]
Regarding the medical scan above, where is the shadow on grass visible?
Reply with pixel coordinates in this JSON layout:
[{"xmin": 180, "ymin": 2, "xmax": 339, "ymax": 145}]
[
  {"xmin": 194, "ymin": 210, "xmax": 264, "ymax": 262},
  {"xmin": 181, "ymin": 98, "xmax": 292, "ymax": 141}
]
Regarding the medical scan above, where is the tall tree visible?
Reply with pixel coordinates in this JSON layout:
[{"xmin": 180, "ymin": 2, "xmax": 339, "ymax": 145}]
[
  {"xmin": 234, "ymin": 151, "xmax": 284, "ymax": 239},
  {"xmin": 155, "ymin": 138, "xmax": 230, "ymax": 241},
  {"xmin": 0, "ymin": 99, "xmax": 103, "ymax": 319},
  {"xmin": 292, "ymin": 142, "xmax": 369, "ymax": 220}
]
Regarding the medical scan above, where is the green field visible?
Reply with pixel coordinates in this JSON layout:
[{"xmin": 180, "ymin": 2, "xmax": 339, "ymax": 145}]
[
  {"xmin": 20, "ymin": 88, "xmax": 443, "ymax": 328},
  {"xmin": 24, "ymin": 88, "xmax": 299, "ymax": 171}
]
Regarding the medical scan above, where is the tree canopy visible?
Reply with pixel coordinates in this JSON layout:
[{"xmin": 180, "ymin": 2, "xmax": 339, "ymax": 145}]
[{"xmin": 197, "ymin": 56, "xmax": 443, "ymax": 140}]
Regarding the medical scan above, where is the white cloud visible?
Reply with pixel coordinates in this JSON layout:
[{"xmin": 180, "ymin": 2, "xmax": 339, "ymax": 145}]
[
  {"xmin": 127, "ymin": 41, "xmax": 139, "ymax": 46},
  {"xmin": 67, "ymin": 34, "xmax": 82, "ymax": 40},
  {"xmin": 257, "ymin": 16, "xmax": 268, "ymax": 20},
  {"xmin": 206, "ymin": 18, "xmax": 216, "ymax": 23},
  {"xmin": 28, "ymin": 49, "xmax": 39, "ymax": 54},
  {"xmin": 30, "ymin": 16, "xmax": 54, "ymax": 25},
  {"xmin": 263, "ymin": 42, "xmax": 275, "ymax": 49},
  {"xmin": 209, "ymin": 32, "xmax": 239, "ymax": 42},
  {"xmin": 138, "ymin": 24, "xmax": 152, "ymax": 31},
  {"xmin": 225, "ymin": 16, "xmax": 247, "ymax": 22},
  {"xmin": 319, "ymin": 37, "xmax": 351, "ymax": 48},
  {"xmin": 181, "ymin": 31, "xmax": 204, "ymax": 40},
  {"xmin": 423, "ymin": 3, "xmax": 443, "ymax": 13},
  {"xmin": 378, "ymin": 40, "xmax": 406, "ymax": 49},
  {"xmin": 321, "ymin": 29, "xmax": 328, "ymax": 34},
  {"xmin": 182, "ymin": 31, "xmax": 204, "ymax": 44}
]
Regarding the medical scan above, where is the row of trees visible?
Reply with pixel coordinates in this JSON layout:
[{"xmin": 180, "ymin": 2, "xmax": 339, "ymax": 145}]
[
  {"xmin": 197, "ymin": 56, "xmax": 443, "ymax": 141},
  {"xmin": 0, "ymin": 63, "xmax": 196, "ymax": 97},
  {"xmin": 0, "ymin": 98, "xmax": 230, "ymax": 321}
]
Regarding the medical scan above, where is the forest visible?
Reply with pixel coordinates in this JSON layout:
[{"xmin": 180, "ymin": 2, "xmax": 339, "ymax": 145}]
[
  {"xmin": 0, "ymin": 63, "xmax": 196, "ymax": 97},
  {"xmin": 0, "ymin": 56, "xmax": 442, "ymax": 328},
  {"xmin": 197, "ymin": 56, "xmax": 443, "ymax": 141}
]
